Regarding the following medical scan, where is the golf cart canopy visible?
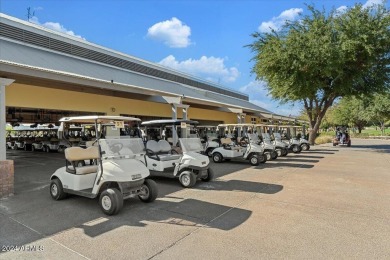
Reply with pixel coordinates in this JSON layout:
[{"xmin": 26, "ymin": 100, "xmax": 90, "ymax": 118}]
[
  {"xmin": 59, "ymin": 116, "xmax": 141, "ymax": 124},
  {"xmin": 141, "ymin": 119, "xmax": 199, "ymax": 126}
]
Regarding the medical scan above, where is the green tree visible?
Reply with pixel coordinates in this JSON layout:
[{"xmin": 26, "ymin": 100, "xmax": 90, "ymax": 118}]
[
  {"xmin": 248, "ymin": 3, "xmax": 390, "ymax": 144},
  {"xmin": 365, "ymin": 93, "xmax": 390, "ymax": 135},
  {"xmin": 331, "ymin": 96, "xmax": 370, "ymax": 133}
]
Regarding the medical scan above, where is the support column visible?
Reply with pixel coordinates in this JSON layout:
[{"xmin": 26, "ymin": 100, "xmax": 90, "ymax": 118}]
[
  {"xmin": 0, "ymin": 78, "xmax": 15, "ymax": 198},
  {"xmin": 0, "ymin": 78, "xmax": 14, "ymax": 161}
]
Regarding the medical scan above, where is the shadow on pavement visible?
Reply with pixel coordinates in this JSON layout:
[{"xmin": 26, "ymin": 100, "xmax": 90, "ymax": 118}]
[
  {"xmin": 348, "ymin": 144, "xmax": 390, "ymax": 153},
  {"xmin": 195, "ymin": 179, "xmax": 283, "ymax": 194}
]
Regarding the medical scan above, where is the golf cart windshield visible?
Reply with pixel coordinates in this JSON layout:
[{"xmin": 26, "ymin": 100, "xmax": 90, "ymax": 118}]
[
  {"xmin": 179, "ymin": 138, "xmax": 204, "ymax": 153},
  {"xmin": 99, "ymin": 138, "xmax": 145, "ymax": 157},
  {"xmin": 273, "ymin": 133, "xmax": 282, "ymax": 140},
  {"xmin": 247, "ymin": 133, "xmax": 260, "ymax": 142},
  {"xmin": 261, "ymin": 133, "xmax": 271, "ymax": 141}
]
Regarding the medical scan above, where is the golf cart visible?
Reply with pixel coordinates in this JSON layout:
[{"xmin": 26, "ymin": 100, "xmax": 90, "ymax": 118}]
[
  {"xmin": 141, "ymin": 120, "xmax": 213, "ymax": 188},
  {"xmin": 211, "ymin": 124, "xmax": 267, "ymax": 166},
  {"xmin": 291, "ymin": 125, "xmax": 310, "ymax": 151},
  {"xmin": 277, "ymin": 125, "xmax": 302, "ymax": 153},
  {"xmin": 254, "ymin": 124, "xmax": 290, "ymax": 158},
  {"xmin": 197, "ymin": 125, "xmax": 220, "ymax": 157},
  {"xmin": 333, "ymin": 126, "xmax": 351, "ymax": 147},
  {"xmin": 50, "ymin": 116, "xmax": 158, "ymax": 215}
]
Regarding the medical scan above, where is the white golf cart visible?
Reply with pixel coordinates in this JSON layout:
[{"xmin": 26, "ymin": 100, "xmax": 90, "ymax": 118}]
[
  {"xmin": 276, "ymin": 125, "xmax": 302, "ymax": 153},
  {"xmin": 197, "ymin": 125, "xmax": 221, "ymax": 157},
  {"xmin": 211, "ymin": 133, "xmax": 266, "ymax": 166},
  {"xmin": 50, "ymin": 116, "xmax": 158, "ymax": 215},
  {"xmin": 246, "ymin": 133, "xmax": 279, "ymax": 160},
  {"xmin": 141, "ymin": 120, "xmax": 213, "ymax": 188},
  {"xmin": 255, "ymin": 124, "xmax": 288, "ymax": 157}
]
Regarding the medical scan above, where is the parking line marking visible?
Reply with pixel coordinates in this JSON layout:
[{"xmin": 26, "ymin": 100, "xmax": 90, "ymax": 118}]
[{"xmin": 3, "ymin": 214, "xmax": 91, "ymax": 259}]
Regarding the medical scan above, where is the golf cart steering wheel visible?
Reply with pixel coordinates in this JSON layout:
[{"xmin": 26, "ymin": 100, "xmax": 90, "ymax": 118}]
[
  {"xmin": 240, "ymin": 136, "xmax": 249, "ymax": 145},
  {"xmin": 110, "ymin": 143, "xmax": 123, "ymax": 154}
]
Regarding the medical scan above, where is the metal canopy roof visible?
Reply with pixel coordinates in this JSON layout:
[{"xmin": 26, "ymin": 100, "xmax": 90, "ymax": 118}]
[
  {"xmin": 141, "ymin": 119, "xmax": 199, "ymax": 126},
  {"xmin": 59, "ymin": 115, "xmax": 141, "ymax": 123}
]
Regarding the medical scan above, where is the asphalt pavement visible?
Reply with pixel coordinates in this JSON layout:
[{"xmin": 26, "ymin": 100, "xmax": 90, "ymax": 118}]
[{"xmin": 0, "ymin": 139, "xmax": 389, "ymax": 259}]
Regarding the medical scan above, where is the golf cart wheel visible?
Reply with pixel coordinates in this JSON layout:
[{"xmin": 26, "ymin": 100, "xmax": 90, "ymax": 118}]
[
  {"xmin": 45, "ymin": 146, "xmax": 50, "ymax": 153},
  {"xmin": 265, "ymin": 152, "xmax": 271, "ymax": 161},
  {"xmin": 76, "ymin": 160, "xmax": 86, "ymax": 167},
  {"xmin": 31, "ymin": 145, "xmax": 35, "ymax": 152},
  {"xmin": 50, "ymin": 179, "xmax": 67, "ymax": 200},
  {"xmin": 179, "ymin": 171, "xmax": 197, "ymax": 188},
  {"xmin": 301, "ymin": 143, "xmax": 310, "ymax": 151},
  {"xmin": 275, "ymin": 148, "xmax": 282, "ymax": 157},
  {"xmin": 281, "ymin": 148, "xmax": 288, "ymax": 156},
  {"xmin": 138, "ymin": 179, "xmax": 158, "ymax": 203},
  {"xmin": 212, "ymin": 152, "xmax": 223, "ymax": 163},
  {"xmin": 206, "ymin": 148, "xmax": 214, "ymax": 157},
  {"xmin": 249, "ymin": 155, "xmax": 260, "ymax": 166},
  {"xmin": 24, "ymin": 145, "xmax": 28, "ymax": 151},
  {"xmin": 347, "ymin": 140, "xmax": 351, "ymax": 147},
  {"xmin": 292, "ymin": 145, "xmax": 301, "ymax": 153},
  {"xmin": 271, "ymin": 151, "xmax": 278, "ymax": 160},
  {"xmin": 99, "ymin": 188, "xmax": 123, "ymax": 215},
  {"xmin": 259, "ymin": 154, "xmax": 267, "ymax": 164},
  {"xmin": 201, "ymin": 168, "xmax": 214, "ymax": 182}
]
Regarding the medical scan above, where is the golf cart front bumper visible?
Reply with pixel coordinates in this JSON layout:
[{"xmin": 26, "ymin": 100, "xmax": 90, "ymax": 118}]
[{"xmin": 184, "ymin": 165, "xmax": 210, "ymax": 179}]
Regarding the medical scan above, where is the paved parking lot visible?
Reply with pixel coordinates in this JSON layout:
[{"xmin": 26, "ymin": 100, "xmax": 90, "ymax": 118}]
[{"xmin": 1, "ymin": 139, "xmax": 389, "ymax": 259}]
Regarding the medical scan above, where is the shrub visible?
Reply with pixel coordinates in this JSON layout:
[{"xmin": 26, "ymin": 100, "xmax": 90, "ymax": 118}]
[{"xmin": 315, "ymin": 135, "xmax": 333, "ymax": 144}]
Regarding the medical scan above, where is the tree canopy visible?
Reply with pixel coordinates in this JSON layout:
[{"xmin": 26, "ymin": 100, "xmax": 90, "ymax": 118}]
[{"xmin": 248, "ymin": 3, "xmax": 390, "ymax": 144}]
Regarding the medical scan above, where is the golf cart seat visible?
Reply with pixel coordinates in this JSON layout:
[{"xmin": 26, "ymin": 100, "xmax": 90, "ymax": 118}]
[
  {"xmin": 146, "ymin": 140, "xmax": 180, "ymax": 161},
  {"xmin": 158, "ymin": 140, "xmax": 181, "ymax": 160},
  {"xmin": 65, "ymin": 146, "xmax": 100, "ymax": 174},
  {"xmin": 221, "ymin": 138, "xmax": 240, "ymax": 151}
]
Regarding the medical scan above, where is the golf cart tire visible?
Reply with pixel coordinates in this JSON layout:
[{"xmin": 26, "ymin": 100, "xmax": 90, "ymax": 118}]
[
  {"xmin": 206, "ymin": 148, "xmax": 214, "ymax": 157},
  {"xmin": 292, "ymin": 145, "xmax": 301, "ymax": 153},
  {"xmin": 50, "ymin": 178, "xmax": 67, "ymax": 200},
  {"xmin": 271, "ymin": 151, "xmax": 278, "ymax": 160},
  {"xmin": 45, "ymin": 146, "xmax": 50, "ymax": 153},
  {"xmin": 301, "ymin": 144, "xmax": 310, "ymax": 151},
  {"xmin": 212, "ymin": 152, "xmax": 223, "ymax": 163},
  {"xmin": 201, "ymin": 168, "xmax": 214, "ymax": 182},
  {"xmin": 179, "ymin": 171, "xmax": 197, "ymax": 188},
  {"xmin": 265, "ymin": 152, "xmax": 271, "ymax": 161},
  {"xmin": 259, "ymin": 154, "xmax": 267, "ymax": 164},
  {"xmin": 76, "ymin": 160, "xmax": 86, "ymax": 167},
  {"xmin": 31, "ymin": 145, "xmax": 35, "ymax": 152},
  {"xmin": 99, "ymin": 188, "xmax": 123, "ymax": 215},
  {"xmin": 138, "ymin": 179, "xmax": 158, "ymax": 203},
  {"xmin": 249, "ymin": 154, "xmax": 260, "ymax": 166},
  {"xmin": 281, "ymin": 148, "xmax": 288, "ymax": 156},
  {"xmin": 347, "ymin": 140, "xmax": 351, "ymax": 147}
]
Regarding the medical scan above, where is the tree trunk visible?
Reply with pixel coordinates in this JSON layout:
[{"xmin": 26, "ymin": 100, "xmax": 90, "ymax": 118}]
[{"xmin": 308, "ymin": 119, "xmax": 322, "ymax": 145}]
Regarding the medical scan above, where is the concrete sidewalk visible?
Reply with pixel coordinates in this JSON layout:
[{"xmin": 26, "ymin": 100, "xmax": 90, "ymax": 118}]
[{"xmin": 1, "ymin": 139, "xmax": 389, "ymax": 259}]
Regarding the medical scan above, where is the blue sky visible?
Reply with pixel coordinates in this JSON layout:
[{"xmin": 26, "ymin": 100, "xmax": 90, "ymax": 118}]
[{"xmin": 1, "ymin": 0, "xmax": 387, "ymax": 116}]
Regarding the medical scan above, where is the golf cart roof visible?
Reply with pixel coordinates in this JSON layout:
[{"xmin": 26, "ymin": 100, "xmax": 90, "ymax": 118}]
[
  {"xmin": 218, "ymin": 123, "xmax": 255, "ymax": 127},
  {"xmin": 197, "ymin": 125, "xmax": 218, "ymax": 128},
  {"xmin": 59, "ymin": 115, "xmax": 141, "ymax": 123},
  {"xmin": 141, "ymin": 119, "xmax": 199, "ymax": 126}
]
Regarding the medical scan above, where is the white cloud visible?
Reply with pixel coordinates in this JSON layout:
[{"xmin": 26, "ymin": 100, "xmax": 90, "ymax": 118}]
[
  {"xmin": 239, "ymin": 80, "xmax": 269, "ymax": 96},
  {"xmin": 159, "ymin": 55, "xmax": 240, "ymax": 83},
  {"xmin": 29, "ymin": 16, "xmax": 85, "ymax": 40},
  {"xmin": 363, "ymin": 0, "xmax": 383, "ymax": 8},
  {"xmin": 259, "ymin": 8, "xmax": 303, "ymax": 33},
  {"xmin": 336, "ymin": 5, "xmax": 348, "ymax": 13},
  {"xmin": 147, "ymin": 17, "xmax": 191, "ymax": 48}
]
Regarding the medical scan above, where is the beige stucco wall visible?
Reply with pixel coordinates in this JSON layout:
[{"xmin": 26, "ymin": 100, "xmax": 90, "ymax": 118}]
[{"xmin": 6, "ymin": 83, "xmax": 253, "ymax": 123}]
